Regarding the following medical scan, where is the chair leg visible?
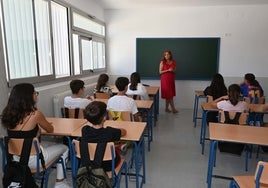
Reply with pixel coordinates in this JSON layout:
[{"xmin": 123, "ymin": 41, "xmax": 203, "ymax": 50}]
[{"xmin": 229, "ymin": 180, "xmax": 238, "ymax": 188}]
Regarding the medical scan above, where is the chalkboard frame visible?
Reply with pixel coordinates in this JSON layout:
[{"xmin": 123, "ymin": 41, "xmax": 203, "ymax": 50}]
[{"xmin": 136, "ymin": 37, "xmax": 220, "ymax": 80}]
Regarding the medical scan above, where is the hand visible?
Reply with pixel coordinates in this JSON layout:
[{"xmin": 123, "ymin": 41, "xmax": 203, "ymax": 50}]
[
  {"xmin": 86, "ymin": 95, "xmax": 94, "ymax": 101},
  {"xmin": 221, "ymin": 95, "xmax": 228, "ymax": 100},
  {"xmin": 168, "ymin": 68, "xmax": 173, "ymax": 72}
]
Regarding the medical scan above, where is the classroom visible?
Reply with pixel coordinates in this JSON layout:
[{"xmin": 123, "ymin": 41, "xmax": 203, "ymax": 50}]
[{"xmin": 0, "ymin": 0, "xmax": 268, "ymax": 187}]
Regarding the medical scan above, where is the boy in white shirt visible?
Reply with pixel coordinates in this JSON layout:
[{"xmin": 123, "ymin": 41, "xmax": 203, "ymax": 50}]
[
  {"xmin": 107, "ymin": 77, "xmax": 139, "ymax": 121},
  {"xmin": 64, "ymin": 79, "xmax": 91, "ymax": 109}
]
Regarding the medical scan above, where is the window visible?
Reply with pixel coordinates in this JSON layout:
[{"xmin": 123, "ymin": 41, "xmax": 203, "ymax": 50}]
[
  {"xmin": 0, "ymin": 0, "xmax": 106, "ymax": 85},
  {"xmin": 51, "ymin": 1, "xmax": 70, "ymax": 78}
]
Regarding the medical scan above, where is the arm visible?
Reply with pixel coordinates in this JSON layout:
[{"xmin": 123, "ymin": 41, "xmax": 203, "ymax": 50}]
[
  {"xmin": 120, "ymin": 128, "xmax": 127, "ymax": 136},
  {"xmin": 35, "ymin": 110, "xmax": 54, "ymax": 133},
  {"xmin": 211, "ymin": 95, "xmax": 228, "ymax": 109},
  {"xmin": 133, "ymin": 113, "xmax": 139, "ymax": 122},
  {"xmin": 159, "ymin": 61, "xmax": 170, "ymax": 75}
]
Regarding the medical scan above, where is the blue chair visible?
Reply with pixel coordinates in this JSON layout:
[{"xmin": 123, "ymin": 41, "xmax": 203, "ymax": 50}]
[
  {"xmin": 229, "ymin": 161, "xmax": 268, "ymax": 188},
  {"xmin": 71, "ymin": 140, "xmax": 128, "ymax": 188},
  {"xmin": 0, "ymin": 136, "xmax": 66, "ymax": 188}
]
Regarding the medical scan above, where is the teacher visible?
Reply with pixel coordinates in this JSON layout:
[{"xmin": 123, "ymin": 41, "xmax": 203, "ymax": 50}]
[{"xmin": 159, "ymin": 50, "xmax": 178, "ymax": 113}]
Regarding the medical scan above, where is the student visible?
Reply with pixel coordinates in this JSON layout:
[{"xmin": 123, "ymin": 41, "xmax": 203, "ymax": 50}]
[
  {"xmin": 212, "ymin": 84, "xmax": 249, "ymax": 112},
  {"xmin": 107, "ymin": 77, "xmax": 139, "ymax": 121},
  {"xmin": 1, "ymin": 83, "xmax": 70, "ymax": 188},
  {"xmin": 64, "ymin": 79, "xmax": 91, "ymax": 109},
  {"xmin": 204, "ymin": 73, "xmax": 227, "ymax": 123},
  {"xmin": 240, "ymin": 73, "xmax": 264, "ymax": 100},
  {"xmin": 94, "ymin": 73, "xmax": 113, "ymax": 97},
  {"xmin": 81, "ymin": 101, "xmax": 126, "ymax": 171},
  {"xmin": 126, "ymin": 72, "xmax": 149, "ymax": 100}
]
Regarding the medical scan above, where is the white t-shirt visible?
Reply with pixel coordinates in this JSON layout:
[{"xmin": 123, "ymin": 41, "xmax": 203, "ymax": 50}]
[
  {"xmin": 217, "ymin": 100, "xmax": 249, "ymax": 112},
  {"xmin": 126, "ymin": 83, "xmax": 149, "ymax": 100},
  {"xmin": 107, "ymin": 95, "xmax": 138, "ymax": 115},
  {"xmin": 64, "ymin": 96, "xmax": 90, "ymax": 109}
]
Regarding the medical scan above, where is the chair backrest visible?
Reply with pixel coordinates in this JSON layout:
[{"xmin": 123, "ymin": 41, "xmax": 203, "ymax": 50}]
[
  {"xmin": 244, "ymin": 96, "xmax": 265, "ymax": 104},
  {"xmin": 95, "ymin": 92, "xmax": 110, "ymax": 99},
  {"xmin": 108, "ymin": 110, "xmax": 132, "ymax": 121},
  {"xmin": 7, "ymin": 137, "xmax": 39, "ymax": 156},
  {"xmin": 72, "ymin": 140, "xmax": 114, "ymax": 161},
  {"xmin": 255, "ymin": 161, "xmax": 268, "ymax": 186},
  {"xmin": 61, "ymin": 107, "xmax": 84, "ymax": 119},
  {"xmin": 218, "ymin": 111, "xmax": 249, "ymax": 125}
]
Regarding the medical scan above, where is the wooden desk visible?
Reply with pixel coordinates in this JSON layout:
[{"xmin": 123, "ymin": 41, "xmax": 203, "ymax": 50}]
[
  {"xmin": 207, "ymin": 123, "xmax": 268, "ymax": 188},
  {"xmin": 72, "ymin": 120, "xmax": 146, "ymax": 141},
  {"xmin": 200, "ymin": 102, "xmax": 218, "ymax": 154},
  {"xmin": 43, "ymin": 117, "xmax": 87, "ymax": 136},
  {"xmin": 145, "ymin": 86, "xmax": 160, "ymax": 122},
  {"xmin": 72, "ymin": 120, "xmax": 147, "ymax": 188},
  {"xmin": 94, "ymin": 98, "xmax": 154, "ymax": 151},
  {"xmin": 193, "ymin": 90, "xmax": 207, "ymax": 127}
]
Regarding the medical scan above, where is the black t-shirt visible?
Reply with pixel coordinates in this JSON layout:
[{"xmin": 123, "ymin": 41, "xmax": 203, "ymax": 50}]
[{"xmin": 81, "ymin": 125, "xmax": 121, "ymax": 171}]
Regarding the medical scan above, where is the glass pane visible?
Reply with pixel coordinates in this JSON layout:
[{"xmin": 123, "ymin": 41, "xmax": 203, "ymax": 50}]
[
  {"xmin": 73, "ymin": 12, "xmax": 105, "ymax": 36},
  {"xmin": 81, "ymin": 39, "xmax": 92, "ymax": 70},
  {"xmin": 2, "ymin": 0, "xmax": 37, "ymax": 79},
  {"xmin": 51, "ymin": 1, "xmax": 70, "ymax": 78},
  {"xmin": 92, "ymin": 41, "xmax": 105, "ymax": 69},
  {"xmin": 72, "ymin": 34, "xmax": 80, "ymax": 75},
  {"xmin": 35, "ymin": 0, "xmax": 52, "ymax": 76}
]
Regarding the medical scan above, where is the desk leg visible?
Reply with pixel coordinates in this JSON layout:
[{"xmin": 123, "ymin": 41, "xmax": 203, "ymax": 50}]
[
  {"xmin": 207, "ymin": 140, "xmax": 217, "ymax": 188},
  {"xmin": 193, "ymin": 94, "xmax": 198, "ymax": 123},
  {"xmin": 202, "ymin": 111, "xmax": 209, "ymax": 154},
  {"xmin": 146, "ymin": 108, "xmax": 153, "ymax": 151},
  {"xmin": 133, "ymin": 136, "xmax": 146, "ymax": 188}
]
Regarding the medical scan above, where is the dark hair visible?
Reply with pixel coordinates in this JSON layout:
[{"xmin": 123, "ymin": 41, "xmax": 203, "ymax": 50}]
[
  {"xmin": 70, "ymin": 80, "xmax": 85, "ymax": 94},
  {"xmin": 115, "ymin": 77, "xmax": 129, "ymax": 91},
  {"xmin": 96, "ymin": 74, "xmax": 109, "ymax": 92},
  {"xmin": 209, "ymin": 73, "xmax": 227, "ymax": 99},
  {"xmin": 244, "ymin": 73, "xmax": 261, "ymax": 87},
  {"xmin": 129, "ymin": 72, "xmax": 141, "ymax": 91},
  {"xmin": 83, "ymin": 101, "xmax": 107, "ymax": 125},
  {"xmin": 1, "ymin": 83, "xmax": 37, "ymax": 129},
  {"xmin": 161, "ymin": 50, "xmax": 173, "ymax": 61},
  {"xmin": 228, "ymin": 84, "xmax": 241, "ymax": 106}
]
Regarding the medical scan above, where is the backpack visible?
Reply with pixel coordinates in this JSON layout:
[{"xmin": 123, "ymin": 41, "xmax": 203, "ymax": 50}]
[
  {"xmin": 218, "ymin": 111, "xmax": 245, "ymax": 155},
  {"xmin": 76, "ymin": 141, "xmax": 112, "ymax": 188},
  {"xmin": 2, "ymin": 137, "xmax": 39, "ymax": 188}
]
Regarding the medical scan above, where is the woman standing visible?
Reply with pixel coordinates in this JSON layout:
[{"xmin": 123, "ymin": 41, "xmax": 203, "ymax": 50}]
[{"xmin": 159, "ymin": 50, "xmax": 178, "ymax": 113}]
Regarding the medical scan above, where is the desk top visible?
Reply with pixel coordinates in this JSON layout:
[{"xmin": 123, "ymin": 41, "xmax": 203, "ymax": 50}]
[
  {"xmin": 249, "ymin": 104, "xmax": 268, "ymax": 113},
  {"xmin": 43, "ymin": 117, "xmax": 87, "ymax": 136},
  {"xmin": 71, "ymin": 120, "xmax": 146, "ymax": 141},
  {"xmin": 195, "ymin": 90, "xmax": 205, "ymax": 96},
  {"xmin": 94, "ymin": 98, "xmax": 153, "ymax": 109},
  {"xmin": 209, "ymin": 122, "xmax": 268, "ymax": 146},
  {"xmin": 111, "ymin": 85, "xmax": 159, "ymax": 96}
]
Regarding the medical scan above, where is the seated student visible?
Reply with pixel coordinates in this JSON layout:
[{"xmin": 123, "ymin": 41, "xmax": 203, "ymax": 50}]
[
  {"xmin": 126, "ymin": 72, "xmax": 149, "ymax": 100},
  {"xmin": 64, "ymin": 79, "xmax": 91, "ymax": 109},
  {"xmin": 204, "ymin": 73, "xmax": 227, "ymax": 123},
  {"xmin": 211, "ymin": 84, "xmax": 249, "ymax": 155},
  {"xmin": 240, "ymin": 73, "xmax": 264, "ymax": 100},
  {"xmin": 107, "ymin": 77, "xmax": 139, "ymax": 121},
  {"xmin": 81, "ymin": 101, "xmax": 126, "ymax": 171},
  {"xmin": 1, "ymin": 83, "xmax": 70, "ymax": 188},
  {"xmin": 94, "ymin": 73, "xmax": 113, "ymax": 97},
  {"xmin": 212, "ymin": 83, "xmax": 249, "ymax": 112}
]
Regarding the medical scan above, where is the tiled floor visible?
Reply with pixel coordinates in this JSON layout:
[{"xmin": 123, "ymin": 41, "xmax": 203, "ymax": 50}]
[{"xmin": 1, "ymin": 108, "xmax": 267, "ymax": 187}]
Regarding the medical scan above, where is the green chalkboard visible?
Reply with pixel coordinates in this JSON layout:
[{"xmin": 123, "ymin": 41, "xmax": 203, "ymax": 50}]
[{"xmin": 136, "ymin": 38, "xmax": 220, "ymax": 80}]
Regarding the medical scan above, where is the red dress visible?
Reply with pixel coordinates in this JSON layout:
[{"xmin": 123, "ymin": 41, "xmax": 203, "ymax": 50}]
[{"xmin": 160, "ymin": 60, "xmax": 176, "ymax": 99}]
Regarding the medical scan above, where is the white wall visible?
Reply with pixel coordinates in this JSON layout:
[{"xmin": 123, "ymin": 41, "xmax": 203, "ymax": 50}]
[{"xmin": 104, "ymin": 5, "xmax": 268, "ymax": 108}]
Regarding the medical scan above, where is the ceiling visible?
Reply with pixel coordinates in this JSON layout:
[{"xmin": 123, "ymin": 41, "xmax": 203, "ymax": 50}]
[{"xmin": 96, "ymin": 0, "xmax": 268, "ymax": 9}]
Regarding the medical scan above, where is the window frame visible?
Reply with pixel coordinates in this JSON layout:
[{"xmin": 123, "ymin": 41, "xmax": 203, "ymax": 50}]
[{"xmin": 0, "ymin": 0, "xmax": 106, "ymax": 87}]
